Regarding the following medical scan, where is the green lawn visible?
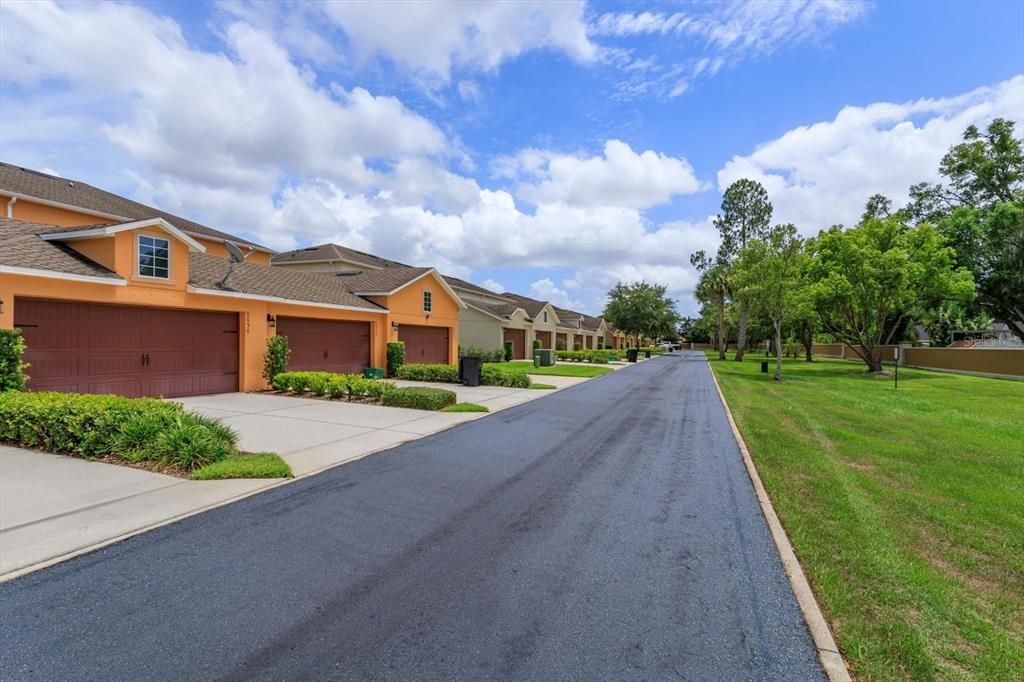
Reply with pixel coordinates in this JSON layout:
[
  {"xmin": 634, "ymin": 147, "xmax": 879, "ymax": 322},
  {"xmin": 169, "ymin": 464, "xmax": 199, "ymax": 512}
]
[
  {"xmin": 191, "ymin": 452, "xmax": 293, "ymax": 480},
  {"xmin": 486, "ymin": 361, "xmax": 613, "ymax": 378},
  {"xmin": 707, "ymin": 353, "xmax": 1023, "ymax": 681},
  {"xmin": 442, "ymin": 402, "xmax": 490, "ymax": 413}
]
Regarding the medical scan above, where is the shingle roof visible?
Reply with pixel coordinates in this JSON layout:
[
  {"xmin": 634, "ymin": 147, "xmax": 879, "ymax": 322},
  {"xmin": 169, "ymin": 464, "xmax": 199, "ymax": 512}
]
[
  {"xmin": 0, "ymin": 162, "xmax": 270, "ymax": 252},
  {"xmin": 499, "ymin": 292, "xmax": 550, "ymax": 319},
  {"xmin": 443, "ymin": 274, "xmax": 506, "ymax": 299},
  {"xmin": 553, "ymin": 306, "xmax": 585, "ymax": 328},
  {"xmin": 189, "ymin": 254, "xmax": 385, "ymax": 310},
  {"xmin": 328, "ymin": 267, "xmax": 433, "ymax": 294},
  {"xmin": 467, "ymin": 299, "xmax": 524, "ymax": 320},
  {"xmin": 580, "ymin": 314, "xmax": 605, "ymax": 331},
  {"xmin": 0, "ymin": 218, "xmax": 122, "ymax": 280},
  {"xmin": 271, "ymin": 243, "xmax": 411, "ymax": 269}
]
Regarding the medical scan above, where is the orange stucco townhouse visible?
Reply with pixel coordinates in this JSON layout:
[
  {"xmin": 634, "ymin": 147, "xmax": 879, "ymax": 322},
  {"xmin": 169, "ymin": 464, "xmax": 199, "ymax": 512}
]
[{"xmin": 0, "ymin": 163, "xmax": 463, "ymax": 398}]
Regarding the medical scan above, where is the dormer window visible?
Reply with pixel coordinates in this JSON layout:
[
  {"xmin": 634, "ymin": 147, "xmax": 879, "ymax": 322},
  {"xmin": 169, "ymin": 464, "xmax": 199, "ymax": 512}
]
[
  {"xmin": 138, "ymin": 235, "xmax": 170, "ymax": 279},
  {"xmin": 423, "ymin": 289, "xmax": 432, "ymax": 313}
]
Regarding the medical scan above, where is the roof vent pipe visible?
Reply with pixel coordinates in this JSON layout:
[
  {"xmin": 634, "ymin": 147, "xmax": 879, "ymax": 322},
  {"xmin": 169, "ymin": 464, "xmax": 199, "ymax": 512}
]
[{"xmin": 6, "ymin": 196, "xmax": 16, "ymax": 218}]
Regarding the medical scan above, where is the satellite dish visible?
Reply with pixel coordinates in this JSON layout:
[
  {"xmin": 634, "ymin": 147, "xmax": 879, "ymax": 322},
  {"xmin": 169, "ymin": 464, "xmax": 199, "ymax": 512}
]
[
  {"xmin": 218, "ymin": 241, "xmax": 254, "ymax": 289},
  {"xmin": 225, "ymin": 240, "xmax": 246, "ymax": 263}
]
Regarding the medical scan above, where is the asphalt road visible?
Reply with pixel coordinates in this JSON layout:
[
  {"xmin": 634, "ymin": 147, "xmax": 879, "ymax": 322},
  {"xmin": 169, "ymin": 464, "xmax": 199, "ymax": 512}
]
[{"xmin": 0, "ymin": 352, "xmax": 823, "ymax": 681}]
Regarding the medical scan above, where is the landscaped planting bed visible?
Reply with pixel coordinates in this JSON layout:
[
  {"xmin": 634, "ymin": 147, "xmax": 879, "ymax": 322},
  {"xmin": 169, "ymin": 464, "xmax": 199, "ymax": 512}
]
[
  {"xmin": 708, "ymin": 353, "xmax": 1024, "ymax": 681},
  {"xmin": 396, "ymin": 363, "xmax": 532, "ymax": 388},
  {"xmin": 382, "ymin": 387, "xmax": 457, "ymax": 410},
  {"xmin": 555, "ymin": 350, "xmax": 616, "ymax": 363},
  {"xmin": 271, "ymin": 371, "xmax": 395, "ymax": 401},
  {"xmin": 0, "ymin": 391, "xmax": 291, "ymax": 479},
  {"xmin": 484, "ymin": 362, "xmax": 612, "ymax": 378}
]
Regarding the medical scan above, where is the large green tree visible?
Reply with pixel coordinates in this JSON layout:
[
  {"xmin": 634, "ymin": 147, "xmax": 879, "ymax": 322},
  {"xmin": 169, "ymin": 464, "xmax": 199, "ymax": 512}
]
[
  {"xmin": 807, "ymin": 217, "xmax": 975, "ymax": 372},
  {"xmin": 713, "ymin": 178, "xmax": 773, "ymax": 361},
  {"xmin": 690, "ymin": 251, "xmax": 730, "ymax": 359},
  {"xmin": 603, "ymin": 281, "xmax": 680, "ymax": 345},
  {"xmin": 733, "ymin": 224, "xmax": 806, "ymax": 380},
  {"xmin": 903, "ymin": 118, "xmax": 1024, "ymax": 340}
]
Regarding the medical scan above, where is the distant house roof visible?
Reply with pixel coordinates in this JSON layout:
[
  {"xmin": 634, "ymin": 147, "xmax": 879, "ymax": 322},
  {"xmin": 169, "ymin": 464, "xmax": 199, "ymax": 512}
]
[
  {"xmin": 443, "ymin": 274, "xmax": 506, "ymax": 299},
  {"xmin": 0, "ymin": 162, "xmax": 270, "ymax": 253},
  {"xmin": 466, "ymin": 299, "xmax": 526, "ymax": 321},
  {"xmin": 271, "ymin": 243, "xmax": 411, "ymax": 270},
  {"xmin": 580, "ymin": 314, "xmax": 605, "ymax": 331},
  {"xmin": 499, "ymin": 292, "xmax": 551, "ymax": 319}
]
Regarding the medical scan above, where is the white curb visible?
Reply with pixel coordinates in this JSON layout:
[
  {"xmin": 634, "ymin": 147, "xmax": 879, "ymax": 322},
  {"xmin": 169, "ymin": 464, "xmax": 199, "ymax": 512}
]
[{"xmin": 706, "ymin": 359, "xmax": 852, "ymax": 682}]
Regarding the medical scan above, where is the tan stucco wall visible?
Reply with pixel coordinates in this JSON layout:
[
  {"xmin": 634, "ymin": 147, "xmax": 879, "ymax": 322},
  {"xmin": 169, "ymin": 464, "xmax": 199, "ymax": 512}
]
[
  {"xmin": 459, "ymin": 306, "xmax": 503, "ymax": 352},
  {"xmin": 903, "ymin": 347, "xmax": 1024, "ymax": 378}
]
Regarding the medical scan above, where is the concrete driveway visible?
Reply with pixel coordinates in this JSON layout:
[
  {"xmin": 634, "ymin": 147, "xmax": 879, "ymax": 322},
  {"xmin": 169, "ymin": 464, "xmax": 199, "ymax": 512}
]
[{"xmin": 0, "ymin": 375, "xmax": 590, "ymax": 579}]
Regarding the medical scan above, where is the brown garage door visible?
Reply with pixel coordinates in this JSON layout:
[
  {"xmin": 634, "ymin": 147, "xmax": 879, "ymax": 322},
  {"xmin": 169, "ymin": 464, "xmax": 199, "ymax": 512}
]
[
  {"xmin": 502, "ymin": 328, "xmax": 527, "ymax": 360},
  {"xmin": 556, "ymin": 332, "xmax": 568, "ymax": 350},
  {"xmin": 15, "ymin": 298, "xmax": 238, "ymax": 398},
  {"xmin": 399, "ymin": 325, "xmax": 449, "ymax": 364},
  {"xmin": 535, "ymin": 330, "xmax": 552, "ymax": 349},
  {"xmin": 276, "ymin": 317, "xmax": 370, "ymax": 374}
]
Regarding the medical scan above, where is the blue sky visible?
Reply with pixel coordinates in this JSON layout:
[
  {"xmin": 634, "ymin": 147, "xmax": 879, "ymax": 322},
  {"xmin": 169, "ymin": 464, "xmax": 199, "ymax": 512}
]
[{"xmin": 2, "ymin": 1, "xmax": 1022, "ymax": 315}]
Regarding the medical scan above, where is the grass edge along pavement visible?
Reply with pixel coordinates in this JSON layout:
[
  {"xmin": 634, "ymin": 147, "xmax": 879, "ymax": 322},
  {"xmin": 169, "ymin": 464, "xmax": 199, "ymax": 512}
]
[
  {"xmin": 706, "ymin": 351, "xmax": 1024, "ymax": 681},
  {"xmin": 486, "ymin": 361, "xmax": 613, "ymax": 378}
]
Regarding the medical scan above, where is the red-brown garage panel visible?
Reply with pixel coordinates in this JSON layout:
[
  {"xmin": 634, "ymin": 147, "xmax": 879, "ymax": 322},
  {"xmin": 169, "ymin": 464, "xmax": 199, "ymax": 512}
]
[
  {"xmin": 556, "ymin": 332, "xmax": 568, "ymax": 350},
  {"xmin": 276, "ymin": 317, "xmax": 370, "ymax": 374},
  {"xmin": 502, "ymin": 327, "xmax": 527, "ymax": 360},
  {"xmin": 399, "ymin": 325, "xmax": 449, "ymax": 364},
  {"xmin": 535, "ymin": 330, "xmax": 552, "ymax": 349},
  {"xmin": 15, "ymin": 298, "xmax": 238, "ymax": 398}
]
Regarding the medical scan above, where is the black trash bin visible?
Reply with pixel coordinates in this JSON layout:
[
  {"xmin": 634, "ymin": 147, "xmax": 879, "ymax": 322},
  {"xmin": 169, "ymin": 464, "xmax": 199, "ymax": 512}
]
[
  {"xmin": 761, "ymin": 360, "xmax": 769, "ymax": 373},
  {"xmin": 626, "ymin": 349, "xmax": 639, "ymax": 363},
  {"xmin": 460, "ymin": 356, "xmax": 483, "ymax": 386},
  {"xmin": 644, "ymin": 350, "xmax": 652, "ymax": 359}
]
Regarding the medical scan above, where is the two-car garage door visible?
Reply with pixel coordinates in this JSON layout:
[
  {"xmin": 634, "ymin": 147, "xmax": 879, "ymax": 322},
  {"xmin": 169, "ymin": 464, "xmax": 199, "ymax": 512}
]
[{"xmin": 15, "ymin": 299, "xmax": 239, "ymax": 398}]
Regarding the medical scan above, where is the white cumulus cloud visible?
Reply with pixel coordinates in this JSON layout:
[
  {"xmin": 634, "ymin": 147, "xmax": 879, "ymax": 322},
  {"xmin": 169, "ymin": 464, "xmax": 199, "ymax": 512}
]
[{"xmin": 717, "ymin": 75, "xmax": 1024, "ymax": 232}]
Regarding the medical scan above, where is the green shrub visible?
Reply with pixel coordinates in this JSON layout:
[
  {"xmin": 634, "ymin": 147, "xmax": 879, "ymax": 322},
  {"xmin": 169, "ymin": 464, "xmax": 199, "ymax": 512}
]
[
  {"xmin": 192, "ymin": 452, "xmax": 293, "ymax": 480},
  {"xmin": 554, "ymin": 350, "xmax": 612, "ymax": 363},
  {"xmin": 555, "ymin": 340, "xmax": 566, "ymax": 350},
  {"xmin": 382, "ymin": 386, "xmax": 457, "ymax": 410},
  {"xmin": 0, "ymin": 391, "xmax": 236, "ymax": 470},
  {"xmin": 442, "ymin": 402, "xmax": 490, "ymax": 413},
  {"xmin": 150, "ymin": 413, "xmax": 236, "ymax": 470},
  {"xmin": 462, "ymin": 346, "xmax": 504, "ymax": 362},
  {"xmin": 395, "ymin": 363, "xmax": 460, "ymax": 383},
  {"xmin": 272, "ymin": 371, "xmax": 396, "ymax": 400},
  {"xmin": 503, "ymin": 340, "xmax": 514, "ymax": 362},
  {"xmin": 481, "ymin": 366, "xmax": 531, "ymax": 388},
  {"xmin": 387, "ymin": 341, "xmax": 405, "ymax": 377},
  {"xmin": 533, "ymin": 338, "xmax": 542, "ymax": 350},
  {"xmin": 262, "ymin": 335, "xmax": 290, "ymax": 384},
  {"xmin": 0, "ymin": 328, "xmax": 29, "ymax": 392}
]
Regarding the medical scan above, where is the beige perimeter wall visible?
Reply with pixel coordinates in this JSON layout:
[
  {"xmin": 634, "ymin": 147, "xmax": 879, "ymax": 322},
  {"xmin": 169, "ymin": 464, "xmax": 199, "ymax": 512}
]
[{"xmin": 903, "ymin": 347, "xmax": 1024, "ymax": 379}]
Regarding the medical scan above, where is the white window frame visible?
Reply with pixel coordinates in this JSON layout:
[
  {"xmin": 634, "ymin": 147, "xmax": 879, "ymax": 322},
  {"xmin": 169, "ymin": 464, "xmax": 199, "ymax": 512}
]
[
  {"xmin": 423, "ymin": 289, "xmax": 433, "ymax": 313},
  {"xmin": 137, "ymin": 233, "xmax": 171, "ymax": 280}
]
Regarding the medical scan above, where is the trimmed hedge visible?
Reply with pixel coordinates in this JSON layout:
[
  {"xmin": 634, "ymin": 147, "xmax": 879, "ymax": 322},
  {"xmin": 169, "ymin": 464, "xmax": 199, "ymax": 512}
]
[
  {"xmin": 395, "ymin": 364, "xmax": 460, "ymax": 383},
  {"xmin": 263, "ymin": 335, "xmax": 290, "ymax": 384},
  {"xmin": 387, "ymin": 341, "xmax": 405, "ymax": 377},
  {"xmin": 382, "ymin": 387, "xmax": 457, "ymax": 410},
  {"xmin": 555, "ymin": 350, "xmax": 613, "ymax": 363},
  {"xmin": 0, "ymin": 391, "xmax": 237, "ymax": 471},
  {"xmin": 271, "ymin": 371, "xmax": 395, "ymax": 399},
  {"xmin": 460, "ymin": 346, "xmax": 505, "ymax": 362},
  {"xmin": 481, "ymin": 366, "xmax": 530, "ymax": 388}
]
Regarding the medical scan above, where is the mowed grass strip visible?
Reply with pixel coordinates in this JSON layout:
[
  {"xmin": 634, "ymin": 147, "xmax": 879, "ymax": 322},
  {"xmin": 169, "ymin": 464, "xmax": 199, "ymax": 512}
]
[
  {"xmin": 707, "ymin": 353, "xmax": 1024, "ymax": 681},
  {"xmin": 485, "ymin": 361, "xmax": 612, "ymax": 378}
]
